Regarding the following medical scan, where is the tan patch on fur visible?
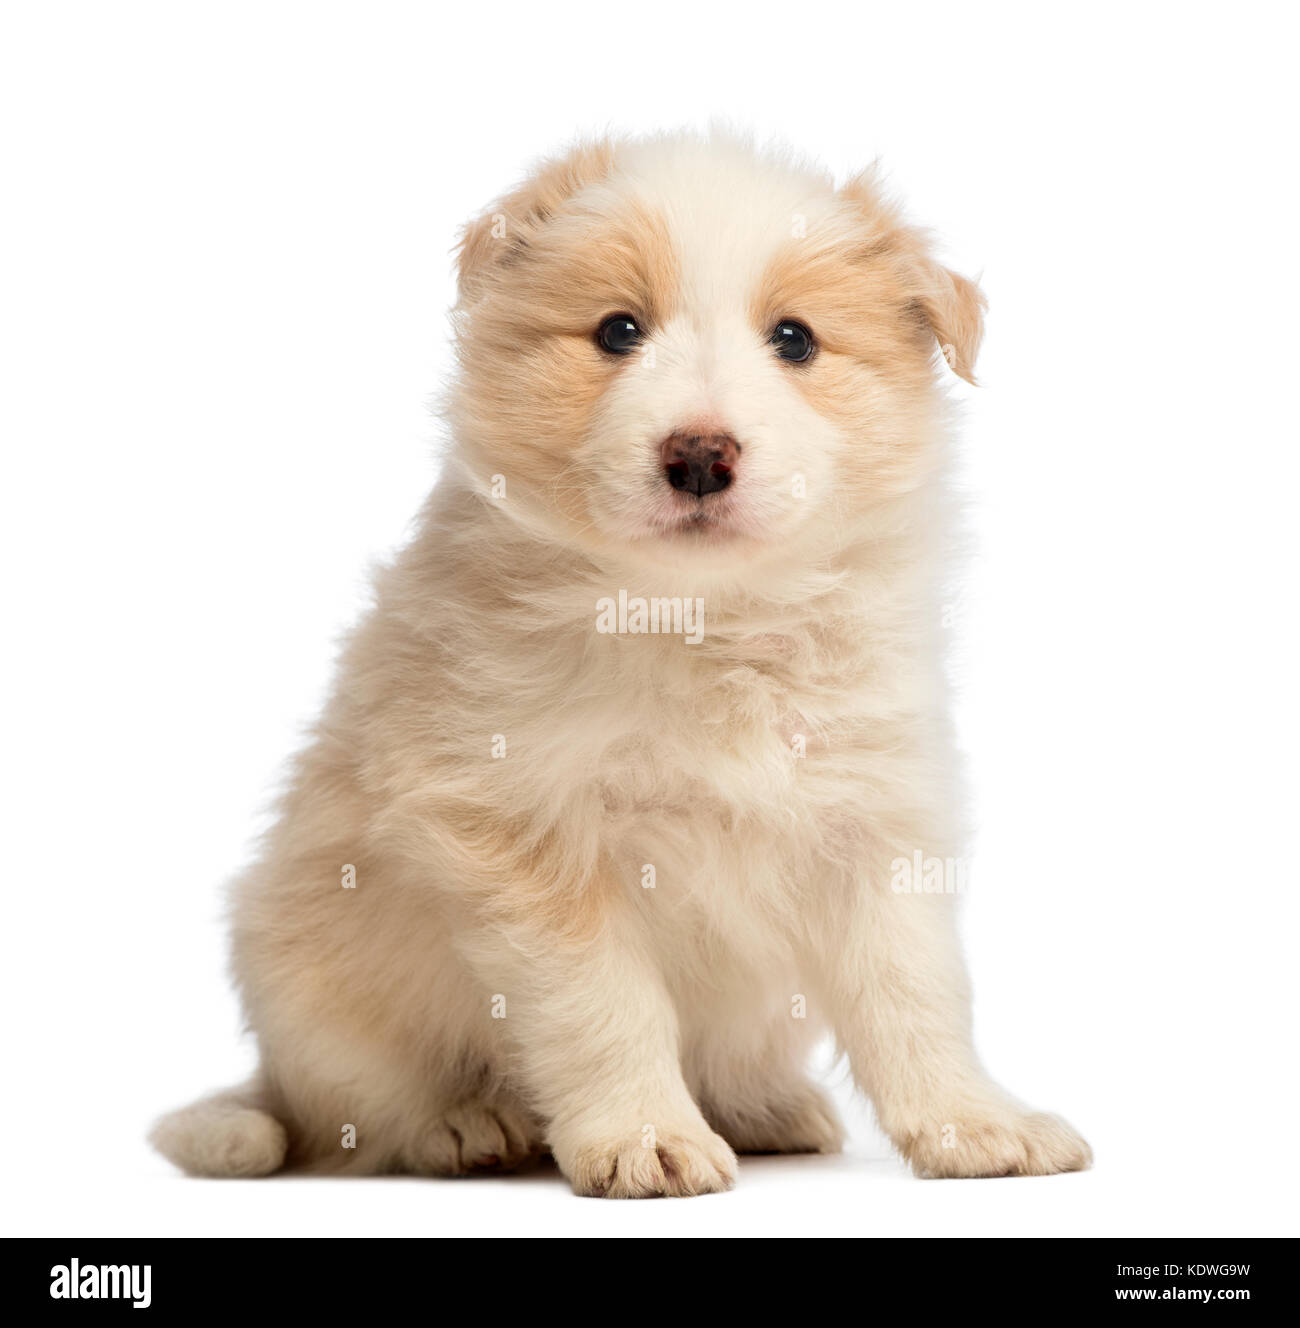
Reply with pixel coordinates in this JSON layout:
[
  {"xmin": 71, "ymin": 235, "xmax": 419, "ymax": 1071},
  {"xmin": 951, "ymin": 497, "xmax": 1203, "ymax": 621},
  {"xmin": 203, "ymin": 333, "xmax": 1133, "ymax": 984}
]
[
  {"xmin": 751, "ymin": 173, "xmax": 985, "ymax": 500},
  {"xmin": 455, "ymin": 140, "xmax": 618, "ymax": 306},
  {"xmin": 450, "ymin": 154, "xmax": 679, "ymax": 536},
  {"xmin": 839, "ymin": 171, "xmax": 986, "ymax": 383}
]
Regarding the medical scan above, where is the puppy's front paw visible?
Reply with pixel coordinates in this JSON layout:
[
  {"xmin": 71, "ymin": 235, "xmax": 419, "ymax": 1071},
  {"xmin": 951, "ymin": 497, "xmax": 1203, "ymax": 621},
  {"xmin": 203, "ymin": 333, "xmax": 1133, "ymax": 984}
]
[
  {"xmin": 899, "ymin": 1108, "xmax": 1092, "ymax": 1178},
  {"xmin": 556, "ymin": 1123, "xmax": 737, "ymax": 1198}
]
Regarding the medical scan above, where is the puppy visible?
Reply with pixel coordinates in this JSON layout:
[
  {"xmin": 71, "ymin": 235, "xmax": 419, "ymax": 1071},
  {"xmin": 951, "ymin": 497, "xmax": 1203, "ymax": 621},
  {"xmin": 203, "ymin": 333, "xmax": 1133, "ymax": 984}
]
[{"xmin": 152, "ymin": 132, "xmax": 1090, "ymax": 1196}]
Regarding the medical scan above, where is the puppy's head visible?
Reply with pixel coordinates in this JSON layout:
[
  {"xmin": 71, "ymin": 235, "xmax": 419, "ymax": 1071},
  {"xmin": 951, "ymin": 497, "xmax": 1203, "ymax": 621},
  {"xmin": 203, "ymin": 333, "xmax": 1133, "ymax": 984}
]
[{"xmin": 450, "ymin": 134, "xmax": 982, "ymax": 571}]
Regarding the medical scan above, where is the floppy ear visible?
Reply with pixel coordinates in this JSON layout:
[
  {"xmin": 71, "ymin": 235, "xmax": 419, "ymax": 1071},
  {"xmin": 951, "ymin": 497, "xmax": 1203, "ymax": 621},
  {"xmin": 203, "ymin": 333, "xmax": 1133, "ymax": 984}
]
[
  {"xmin": 909, "ymin": 263, "xmax": 986, "ymax": 384},
  {"xmin": 840, "ymin": 170, "xmax": 986, "ymax": 383},
  {"xmin": 454, "ymin": 140, "xmax": 615, "ymax": 306}
]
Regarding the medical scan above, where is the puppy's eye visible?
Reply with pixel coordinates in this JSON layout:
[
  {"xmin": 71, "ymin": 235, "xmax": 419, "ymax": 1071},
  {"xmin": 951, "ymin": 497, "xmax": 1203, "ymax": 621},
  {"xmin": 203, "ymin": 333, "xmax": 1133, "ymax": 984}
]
[
  {"xmin": 770, "ymin": 320, "xmax": 815, "ymax": 363},
  {"xmin": 597, "ymin": 315, "xmax": 643, "ymax": 355}
]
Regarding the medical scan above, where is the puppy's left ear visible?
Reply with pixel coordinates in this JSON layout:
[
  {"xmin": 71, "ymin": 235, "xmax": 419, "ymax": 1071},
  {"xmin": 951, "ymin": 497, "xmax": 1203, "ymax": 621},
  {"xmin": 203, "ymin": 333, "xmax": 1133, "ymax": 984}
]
[
  {"xmin": 840, "ymin": 171, "xmax": 986, "ymax": 384},
  {"xmin": 909, "ymin": 263, "xmax": 986, "ymax": 385}
]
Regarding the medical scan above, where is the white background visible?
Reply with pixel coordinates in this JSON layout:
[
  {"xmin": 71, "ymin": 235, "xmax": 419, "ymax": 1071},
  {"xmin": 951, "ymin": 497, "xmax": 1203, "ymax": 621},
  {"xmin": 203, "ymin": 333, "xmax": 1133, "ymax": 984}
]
[{"xmin": 2, "ymin": 1, "xmax": 1297, "ymax": 1238}]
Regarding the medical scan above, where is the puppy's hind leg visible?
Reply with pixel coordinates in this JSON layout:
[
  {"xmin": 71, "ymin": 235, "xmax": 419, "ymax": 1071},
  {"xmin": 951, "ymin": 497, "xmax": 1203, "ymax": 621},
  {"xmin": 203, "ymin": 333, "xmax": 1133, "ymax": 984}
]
[
  {"xmin": 689, "ymin": 1011, "xmax": 844, "ymax": 1156},
  {"xmin": 149, "ymin": 1079, "xmax": 288, "ymax": 1178},
  {"xmin": 399, "ymin": 1086, "xmax": 544, "ymax": 1176},
  {"xmin": 702, "ymin": 1075, "xmax": 844, "ymax": 1157}
]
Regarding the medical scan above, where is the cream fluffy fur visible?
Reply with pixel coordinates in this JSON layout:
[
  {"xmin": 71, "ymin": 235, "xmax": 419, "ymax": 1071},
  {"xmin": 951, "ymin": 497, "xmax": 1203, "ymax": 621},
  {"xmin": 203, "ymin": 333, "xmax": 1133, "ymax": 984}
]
[{"xmin": 151, "ymin": 132, "xmax": 1090, "ymax": 1196}]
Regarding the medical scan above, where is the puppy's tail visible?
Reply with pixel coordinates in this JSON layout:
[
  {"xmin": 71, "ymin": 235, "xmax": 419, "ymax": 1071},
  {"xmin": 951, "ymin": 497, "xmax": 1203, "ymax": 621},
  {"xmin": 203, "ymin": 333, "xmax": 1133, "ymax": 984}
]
[{"xmin": 150, "ymin": 1082, "xmax": 288, "ymax": 1178}]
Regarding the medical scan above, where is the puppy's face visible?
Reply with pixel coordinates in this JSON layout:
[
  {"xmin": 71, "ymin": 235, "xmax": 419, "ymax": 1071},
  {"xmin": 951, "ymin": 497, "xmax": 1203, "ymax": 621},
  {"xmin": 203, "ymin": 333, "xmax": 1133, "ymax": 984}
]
[{"xmin": 451, "ymin": 136, "xmax": 983, "ymax": 569}]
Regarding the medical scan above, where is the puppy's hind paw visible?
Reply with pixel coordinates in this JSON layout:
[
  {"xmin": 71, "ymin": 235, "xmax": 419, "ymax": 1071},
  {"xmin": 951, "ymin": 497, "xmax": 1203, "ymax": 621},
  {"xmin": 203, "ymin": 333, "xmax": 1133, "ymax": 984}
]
[
  {"xmin": 407, "ymin": 1099, "xmax": 543, "ymax": 1175},
  {"xmin": 707, "ymin": 1080, "xmax": 845, "ymax": 1155}
]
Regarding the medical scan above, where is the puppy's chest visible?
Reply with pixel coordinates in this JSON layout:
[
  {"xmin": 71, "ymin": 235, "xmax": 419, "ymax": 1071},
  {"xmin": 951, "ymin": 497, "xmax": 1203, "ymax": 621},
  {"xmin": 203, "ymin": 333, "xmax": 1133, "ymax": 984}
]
[
  {"xmin": 593, "ymin": 688, "xmax": 844, "ymax": 956},
  {"xmin": 592, "ymin": 657, "xmax": 849, "ymax": 841},
  {"xmin": 576, "ymin": 654, "xmax": 876, "ymax": 952}
]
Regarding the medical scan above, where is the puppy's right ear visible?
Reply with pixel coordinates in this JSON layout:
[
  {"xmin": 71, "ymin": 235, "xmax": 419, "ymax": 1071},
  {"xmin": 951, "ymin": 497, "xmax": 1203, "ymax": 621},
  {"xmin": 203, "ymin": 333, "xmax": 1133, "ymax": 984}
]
[{"xmin": 455, "ymin": 141, "xmax": 615, "ymax": 306}]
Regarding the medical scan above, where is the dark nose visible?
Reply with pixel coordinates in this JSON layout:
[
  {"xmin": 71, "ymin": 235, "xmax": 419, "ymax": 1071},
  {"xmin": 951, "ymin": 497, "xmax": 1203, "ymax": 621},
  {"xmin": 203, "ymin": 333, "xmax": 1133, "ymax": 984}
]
[{"xmin": 661, "ymin": 431, "xmax": 740, "ymax": 497}]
